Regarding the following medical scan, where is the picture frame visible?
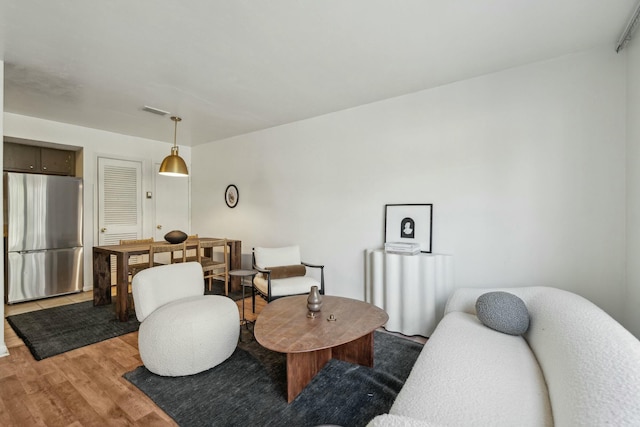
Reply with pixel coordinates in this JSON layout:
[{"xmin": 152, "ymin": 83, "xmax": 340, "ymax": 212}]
[
  {"xmin": 225, "ymin": 184, "xmax": 239, "ymax": 208},
  {"xmin": 384, "ymin": 204, "xmax": 433, "ymax": 253}
]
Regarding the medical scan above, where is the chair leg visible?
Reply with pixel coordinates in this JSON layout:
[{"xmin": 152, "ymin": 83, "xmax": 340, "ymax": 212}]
[
  {"xmin": 252, "ymin": 287, "xmax": 256, "ymax": 313},
  {"xmin": 224, "ymin": 274, "xmax": 229, "ymax": 297}
]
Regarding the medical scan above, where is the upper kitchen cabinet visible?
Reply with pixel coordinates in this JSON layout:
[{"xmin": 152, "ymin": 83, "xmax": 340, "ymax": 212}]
[
  {"xmin": 4, "ymin": 141, "xmax": 77, "ymax": 176},
  {"xmin": 4, "ymin": 142, "xmax": 39, "ymax": 172},
  {"xmin": 40, "ymin": 147, "xmax": 75, "ymax": 175}
]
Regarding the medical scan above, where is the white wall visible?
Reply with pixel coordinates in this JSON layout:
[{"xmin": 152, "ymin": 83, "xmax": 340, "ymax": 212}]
[
  {"xmin": 2, "ymin": 113, "xmax": 192, "ymax": 292},
  {"xmin": 626, "ymin": 35, "xmax": 640, "ymax": 338},
  {"xmin": 192, "ymin": 47, "xmax": 629, "ymax": 325},
  {"xmin": 0, "ymin": 61, "xmax": 8, "ymax": 357}
]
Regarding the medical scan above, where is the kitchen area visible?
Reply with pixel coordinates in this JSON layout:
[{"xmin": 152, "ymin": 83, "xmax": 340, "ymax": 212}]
[
  {"xmin": 0, "ymin": 114, "xmax": 196, "ymax": 364},
  {"xmin": 3, "ymin": 138, "xmax": 87, "ymax": 346}
]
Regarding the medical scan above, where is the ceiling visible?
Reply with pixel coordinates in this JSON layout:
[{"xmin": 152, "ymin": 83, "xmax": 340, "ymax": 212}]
[{"xmin": 1, "ymin": 0, "xmax": 638, "ymax": 146}]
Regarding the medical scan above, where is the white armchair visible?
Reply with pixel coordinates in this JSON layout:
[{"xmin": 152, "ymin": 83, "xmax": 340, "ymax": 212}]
[
  {"xmin": 252, "ymin": 245, "xmax": 325, "ymax": 311},
  {"xmin": 132, "ymin": 262, "xmax": 239, "ymax": 376}
]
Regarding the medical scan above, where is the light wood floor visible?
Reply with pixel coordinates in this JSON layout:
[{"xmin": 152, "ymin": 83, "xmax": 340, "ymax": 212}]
[
  {"xmin": 1, "ymin": 291, "xmax": 424, "ymax": 426},
  {"xmin": 1, "ymin": 291, "xmax": 266, "ymax": 427}
]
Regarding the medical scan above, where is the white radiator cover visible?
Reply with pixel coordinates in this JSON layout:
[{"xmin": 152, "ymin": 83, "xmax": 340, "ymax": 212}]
[{"xmin": 365, "ymin": 249, "xmax": 453, "ymax": 337}]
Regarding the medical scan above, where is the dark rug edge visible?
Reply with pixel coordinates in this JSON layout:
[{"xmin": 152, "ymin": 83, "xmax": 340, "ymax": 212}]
[
  {"xmin": 5, "ymin": 315, "xmax": 44, "ymax": 360},
  {"xmin": 5, "ymin": 300, "xmax": 140, "ymax": 361},
  {"xmin": 123, "ymin": 366, "xmax": 180, "ymax": 424},
  {"xmin": 122, "ymin": 346, "xmax": 271, "ymax": 425}
]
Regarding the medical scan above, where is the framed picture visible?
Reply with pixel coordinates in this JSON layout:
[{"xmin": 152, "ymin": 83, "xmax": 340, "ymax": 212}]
[
  {"xmin": 384, "ymin": 204, "xmax": 433, "ymax": 253},
  {"xmin": 225, "ymin": 184, "xmax": 239, "ymax": 208}
]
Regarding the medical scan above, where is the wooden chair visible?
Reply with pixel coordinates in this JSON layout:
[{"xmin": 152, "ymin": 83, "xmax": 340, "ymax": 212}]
[
  {"xmin": 119, "ymin": 237, "xmax": 155, "ymax": 280},
  {"xmin": 197, "ymin": 239, "xmax": 229, "ymax": 294},
  {"xmin": 118, "ymin": 237, "xmax": 155, "ymax": 315},
  {"xmin": 184, "ymin": 234, "xmax": 199, "ymax": 262},
  {"xmin": 174, "ymin": 234, "xmax": 200, "ymax": 263},
  {"xmin": 149, "ymin": 242, "xmax": 187, "ymax": 267}
]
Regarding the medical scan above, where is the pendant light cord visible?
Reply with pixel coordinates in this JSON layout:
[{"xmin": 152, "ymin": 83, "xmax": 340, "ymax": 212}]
[
  {"xmin": 174, "ymin": 119, "xmax": 178, "ymax": 148},
  {"xmin": 171, "ymin": 116, "xmax": 182, "ymax": 149}
]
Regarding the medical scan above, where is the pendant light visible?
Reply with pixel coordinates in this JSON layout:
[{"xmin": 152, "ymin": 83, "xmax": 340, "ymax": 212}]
[{"xmin": 159, "ymin": 116, "xmax": 189, "ymax": 177}]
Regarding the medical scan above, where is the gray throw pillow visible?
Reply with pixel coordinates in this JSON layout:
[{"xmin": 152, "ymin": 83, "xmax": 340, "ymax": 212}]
[{"xmin": 475, "ymin": 291, "xmax": 530, "ymax": 335}]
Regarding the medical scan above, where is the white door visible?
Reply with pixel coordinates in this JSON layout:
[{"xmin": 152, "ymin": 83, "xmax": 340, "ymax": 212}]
[
  {"xmin": 154, "ymin": 164, "xmax": 190, "ymax": 241},
  {"xmin": 97, "ymin": 157, "xmax": 143, "ymax": 245}
]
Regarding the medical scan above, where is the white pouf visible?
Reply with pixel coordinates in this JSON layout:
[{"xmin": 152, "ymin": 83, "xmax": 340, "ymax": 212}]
[{"xmin": 138, "ymin": 294, "xmax": 239, "ymax": 376}]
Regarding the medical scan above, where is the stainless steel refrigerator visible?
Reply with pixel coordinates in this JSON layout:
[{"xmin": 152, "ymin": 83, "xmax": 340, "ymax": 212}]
[{"xmin": 4, "ymin": 172, "xmax": 83, "ymax": 303}]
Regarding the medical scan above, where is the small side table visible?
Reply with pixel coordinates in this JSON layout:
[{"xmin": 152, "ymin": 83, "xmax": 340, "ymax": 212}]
[{"xmin": 229, "ymin": 269, "xmax": 259, "ymax": 328}]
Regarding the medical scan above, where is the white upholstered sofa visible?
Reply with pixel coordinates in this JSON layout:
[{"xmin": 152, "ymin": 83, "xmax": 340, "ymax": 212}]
[{"xmin": 368, "ymin": 286, "xmax": 640, "ymax": 426}]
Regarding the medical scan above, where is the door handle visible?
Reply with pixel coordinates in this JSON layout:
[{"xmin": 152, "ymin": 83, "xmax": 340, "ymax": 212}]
[
  {"xmin": 100, "ymin": 227, "xmax": 107, "ymax": 233},
  {"xmin": 157, "ymin": 225, "xmax": 162, "ymax": 230}
]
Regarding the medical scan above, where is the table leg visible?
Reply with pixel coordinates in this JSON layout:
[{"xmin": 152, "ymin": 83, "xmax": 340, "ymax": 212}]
[
  {"xmin": 229, "ymin": 241, "xmax": 242, "ymax": 292},
  {"xmin": 115, "ymin": 254, "xmax": 130, "ymax": 322},
  {"xmin": 241, "ymin": 278, "xmax": 247, "ymax": 325},
  {"xmin": 332, "ymin": 332, "xmax": 375, "ymax": 367},
  {"xmin": 93, "ymin": 249, "xmax": 112, "ymax": 306},
  {"xmin": 284, "ymin": 332, "xmax": 375, "ymax": 403},
  {"xmin": 286, "ymin": 348, "xmax": 332, "ymax": 403}
]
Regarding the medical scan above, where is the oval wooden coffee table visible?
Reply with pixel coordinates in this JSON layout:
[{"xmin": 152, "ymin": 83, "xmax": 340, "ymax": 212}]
[{"xmin": 254, "ymin": 295, "xmax": 388, "ymax": 402}]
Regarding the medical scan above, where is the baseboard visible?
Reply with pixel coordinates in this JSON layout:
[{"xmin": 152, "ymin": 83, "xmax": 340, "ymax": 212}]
[{"xmin": 0, "ymin": 343, "xmax": 9, "ymax": 358}]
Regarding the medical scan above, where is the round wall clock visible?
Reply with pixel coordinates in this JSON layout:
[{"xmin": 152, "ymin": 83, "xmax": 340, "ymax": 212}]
[{"xmin": 225, "ymin": 184, "xmax": 239, "ymax": 208}]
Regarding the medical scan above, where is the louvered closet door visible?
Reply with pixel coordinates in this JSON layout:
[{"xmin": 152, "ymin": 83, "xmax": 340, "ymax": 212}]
[
  {"xmin": 98, "ymin": 157, "xmax": 143, "ymax": 245},
  {"xmin": 97, "ymin": 158, "xmax": 143, "ymax": 283}
]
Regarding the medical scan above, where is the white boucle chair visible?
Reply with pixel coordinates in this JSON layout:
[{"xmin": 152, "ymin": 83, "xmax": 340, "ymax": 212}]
[{"xmin": 131, "ymin": 262, "xmax": 239, "ymax": 377}]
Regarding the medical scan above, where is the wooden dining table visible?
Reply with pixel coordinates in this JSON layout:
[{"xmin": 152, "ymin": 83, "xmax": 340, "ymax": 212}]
[{"xmin": 92, "ymin": 238, "xmax": 241, "ymax": 321}]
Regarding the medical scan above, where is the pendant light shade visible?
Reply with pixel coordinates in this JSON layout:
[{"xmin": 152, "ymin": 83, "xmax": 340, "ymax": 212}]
[{"xmin": 159, "ymin": 116, "xmax": 189, "ymax": 177}]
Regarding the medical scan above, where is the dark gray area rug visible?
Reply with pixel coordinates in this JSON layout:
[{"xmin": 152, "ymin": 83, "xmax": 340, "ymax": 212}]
[
  {"xmin": 7, "ymin": 281, "xmax": 246, "ymax": 361},
  {"xmin": 6, "ymin": 300, "xmax": 139, "ymax": 361},
  {"xmin": 124, "ymin": 329, "xmax": 423, "ymax": 427}
]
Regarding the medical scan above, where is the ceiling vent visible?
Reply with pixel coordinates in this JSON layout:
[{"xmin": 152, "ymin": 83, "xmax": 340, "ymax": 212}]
[
  {"xmin": 616, "ymin": 1, "xmax": 640, "ymax": 52},
  {"xmin": 142, "ymin": 105, "xmax": 170, "ymax": 116}
]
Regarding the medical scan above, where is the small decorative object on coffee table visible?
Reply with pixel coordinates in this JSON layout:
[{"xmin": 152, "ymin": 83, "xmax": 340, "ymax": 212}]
[{"xmin": 306, "ymin": 285, "xmax": 322, "ymax": 318}]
